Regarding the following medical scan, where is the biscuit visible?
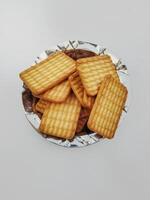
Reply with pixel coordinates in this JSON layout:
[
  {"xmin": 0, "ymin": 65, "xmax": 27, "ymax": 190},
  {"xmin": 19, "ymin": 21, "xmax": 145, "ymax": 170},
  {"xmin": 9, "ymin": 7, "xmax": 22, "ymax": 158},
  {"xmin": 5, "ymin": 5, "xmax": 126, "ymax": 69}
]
[
  {"xmin": 82, "ymin": 90, "xmax": 95, "ymax": 109},
  {"xmin": 76, "ymin": 107, "xmax": 91, "ymax": 133},
  {"xmin": 69, "ymin": 72, "xmax": 95, "ymax": 108},
  {"xmin": 20, "ymin": 51, "xmax": 76, "ymax": 95},
  {"xmin": 41, "ymin": 80, "xmax": 71, "ymax": 103},
  {"xmin": 77, "ymin": 58, "xmax": 119, "ymax": 96},
  {"xmin": 35, "ymin": 99, "xmax": 48, "ymax": 113},
  {"xmin": 69, "ymin": 71, "xmax": 85, "ymax": 106},
  {"xmin": 39, "ymin": 93, "xmax": 81, "ymax": 139},
  {"xmin": 77, "ymin": 54, "xmax": 112, "ymax": 64},
  {"xmin": 87, "ymin": 75, "xmax": 128, "ymax": 139}
]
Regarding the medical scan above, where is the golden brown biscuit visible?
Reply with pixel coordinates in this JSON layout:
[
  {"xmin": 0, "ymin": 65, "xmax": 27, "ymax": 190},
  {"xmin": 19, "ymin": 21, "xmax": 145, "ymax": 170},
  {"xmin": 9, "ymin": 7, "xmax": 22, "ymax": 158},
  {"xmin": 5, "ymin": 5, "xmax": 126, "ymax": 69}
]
[
  {"xmin": 77, "ymin": 54, "xmax": 112, "ymax": 64},
  {"xmin": 77, "ymin": 57, "xmax": 119, "ymax": 96},
  {"xmin": 87, "ymin": 75, "xmax": 128, "ymax": 139},
  {"xmin": 76, "ymin": 107, "xmax": 91, "ymax": 133},
  {"xmin": 41, "ymin": 80, "xmax": 71, "ymax": 103},
  {"xmin": 82, "ymin": 90, "xmax": 95, "ymax": 109},
  {"xmin": 35, "ymin": 99, "xmax": 48, "ymax": 113},
  {"xmin": 20, "ymin": 51, "xmax": 76, "ymax": 95},
  {"xmin": 69, "ymin": 72, "xmax": 95, "ymax": 108},
  {"xmin": 39, "ymin": 94, "xmax": 81, "ymax": 139},
  {"xmin": 69, "ymin": 71, "xmax": 85, "ymax": 106}
]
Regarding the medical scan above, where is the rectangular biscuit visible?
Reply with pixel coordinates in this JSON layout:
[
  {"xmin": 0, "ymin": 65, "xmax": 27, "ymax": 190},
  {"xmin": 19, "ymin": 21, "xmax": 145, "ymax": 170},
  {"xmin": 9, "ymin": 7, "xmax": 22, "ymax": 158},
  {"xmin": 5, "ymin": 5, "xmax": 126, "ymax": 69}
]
[
  {"xmin": 39, "ymin": 93, "xmax": 81, "ymax": 139},
  {"xmin": 69, "ymin": 72, "xmax": 95, "ymax": 109},
  {"xmin": 69, "ymin": 71, "xmax": 85, "ymax": 106},
  {"xmin": 77, "ymin": 57, "xmax": 119, "ymax": 96},
  {"xmin": 77, "ymin": 54, "xmax": 112, "ymax": 64},
  {"xmin": 35, "ymin": 99, "xmax": 48, "ymax": 113},
  {"xmin": 76, "ymin": 107, "xmax": 91, "ymax": 133},
  {"xmin": 20, "ymin": 51, "xmax": 76, "ymax": 95},
  {"xmin": 87, "ymin": 75, "xmax": 128, "ymax": 139},
  {"xmin": 40, "ymin": 80, "xmax": 71, "ymax": 103},
  {"xmin": 82, "ymin": 90, "xmax": 95, "ymax": 109}
]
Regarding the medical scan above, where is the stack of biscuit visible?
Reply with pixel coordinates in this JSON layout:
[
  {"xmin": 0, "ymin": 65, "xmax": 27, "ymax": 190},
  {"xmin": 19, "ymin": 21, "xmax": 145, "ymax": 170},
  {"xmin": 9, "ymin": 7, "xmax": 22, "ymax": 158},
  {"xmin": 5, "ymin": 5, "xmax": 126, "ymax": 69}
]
[{"xmin": 20, "ymin": 50, "xmax": 128, "ymax": 140}]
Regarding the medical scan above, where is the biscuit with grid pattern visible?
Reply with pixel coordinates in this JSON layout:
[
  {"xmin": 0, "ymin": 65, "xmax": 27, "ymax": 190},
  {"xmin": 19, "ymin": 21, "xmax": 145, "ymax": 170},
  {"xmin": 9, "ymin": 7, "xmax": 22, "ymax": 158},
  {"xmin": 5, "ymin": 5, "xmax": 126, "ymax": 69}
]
[
  {"xmin": 77, "ymin": 54, "xmax": 112, "ymax": 64},
  {"xmin": 35, "ymin": 99, "xmax": 48, "ymax": 113},
  {"xmin": 69, "ymin": 72, "xmax": 95, "ymax": 108},
  {"xmin": 76, "ymin": 107, "xmax": 91, "ymax": 133},
  {"xmin": 87, "ymin": 75, "xmax": 128, "ymax": 139},
  {"xmin": 20, "ymin": 51, "xmax": 76, "ymax": 95},
  {"xmin": 69, "ymin": 71, "xmax": 85, "ymax": 106},
  {"xmin": 83, "ymin": 90, "xmax": 95, "ymax": 109},
  {"xmin": 40, "ymin": 80, "xmax": 71, "ymax": 103},
  {"xmin": 77, "ymin": 59, "xmax": 119, "ymax": 96},
  {"xmin": 39, "ymin": 93, "xmax": 81, "ymax": 139}
]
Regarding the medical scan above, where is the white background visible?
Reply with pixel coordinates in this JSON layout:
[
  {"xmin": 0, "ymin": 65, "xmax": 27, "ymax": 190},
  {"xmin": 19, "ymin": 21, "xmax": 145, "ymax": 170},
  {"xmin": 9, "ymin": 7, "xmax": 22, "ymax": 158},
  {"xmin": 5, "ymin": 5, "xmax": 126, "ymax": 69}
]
[{"xmin": 0, "ymin": 0, "xmax": 150, "ymax": 200}]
